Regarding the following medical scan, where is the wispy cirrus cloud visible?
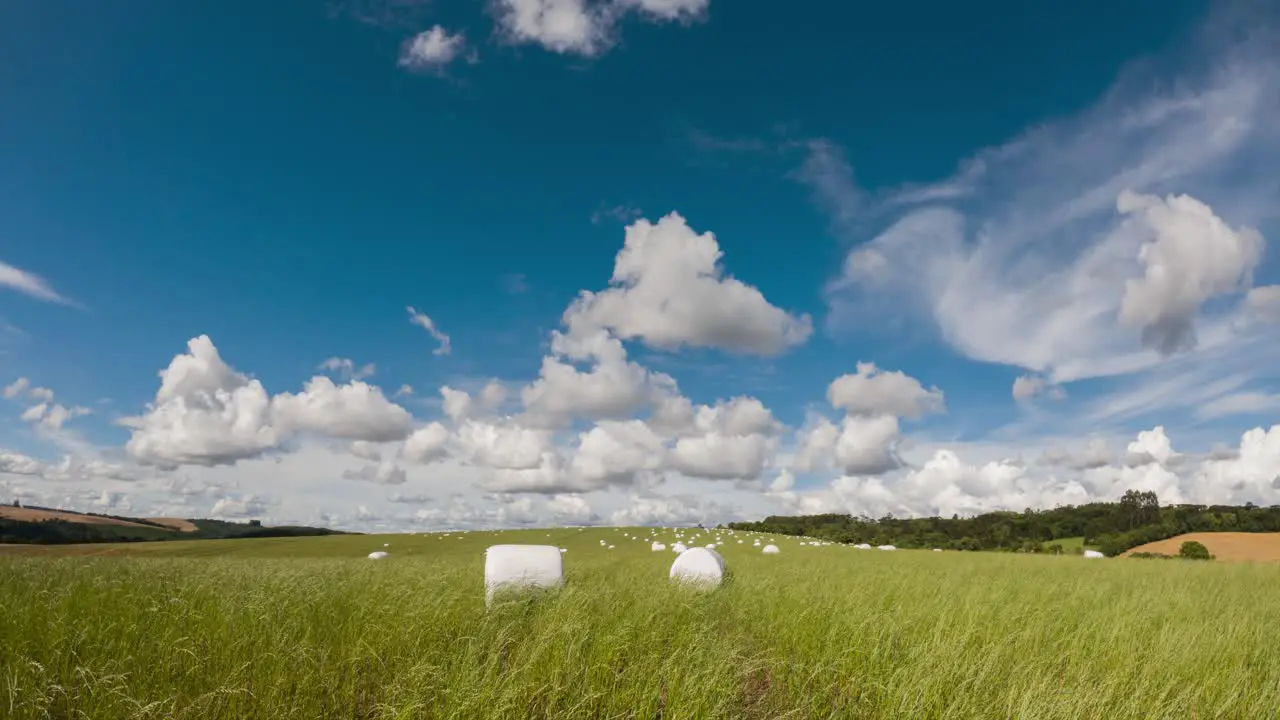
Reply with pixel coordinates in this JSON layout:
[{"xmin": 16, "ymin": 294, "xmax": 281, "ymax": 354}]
[
  {"xmin": 326, "ymin": 0, "xmax": 435, "ymax": 30},
  {"xmin": 0, "ymin": 260, "xmax": 77, "ymax": 307},
  {"xmin": 809, "ymin": 4, "xmax": 1280, "ymax": 431},
  {"xmin": 407, "ymin": 306, "xmax": 452, "ymax": 355}
]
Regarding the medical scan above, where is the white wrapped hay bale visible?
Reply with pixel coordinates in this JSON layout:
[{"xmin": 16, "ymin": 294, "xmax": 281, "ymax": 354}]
[
  {"xmin": 669, "ymin": 547, "xmax": 726, "ymax": 589},
  {"xmin": 762, "ymin": 544, "xmax": 780, "ymax": 554},
  {"xmin": 705, "ymin": 543, "xmax": 716, "ymax": 550},
  {"xmin": 484, "ymin": 544, "xmax": 564, "ymax": 606},
  {"xmin": 672, "ymin": 542, "xmax": 688, "ymax": 553},
  {"xmin": 651, "ymin": 542, "xmax": 667, "ymax": 552},
  {"xmin": 367, "ymin": 551, "xmax": 388, "ymax": 559},
  {"xmin": 1083, "ymin": 550, "xmax": 1105, "ymax": 559},
  {"xmin": 877, "ymin": 544, "xmax": 897, "ymax": 551},
  {"xmin": 854, "ymin": 543, "xmax": 871, "ymax": 550},
  {"xmin": 932, "ymin": 548, "xmax": 943, "ymax": 552}
]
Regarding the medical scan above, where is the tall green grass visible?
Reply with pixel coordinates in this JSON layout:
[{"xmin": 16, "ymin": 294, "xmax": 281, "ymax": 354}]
[{"xmin": 3, "ymin": 528, "xmax": 1279, "ymax": 719}]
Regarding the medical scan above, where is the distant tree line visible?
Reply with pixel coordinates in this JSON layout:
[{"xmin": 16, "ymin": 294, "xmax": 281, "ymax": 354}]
[
  {"xmin": 0, "ymin": 509, "xmax": 351, "ymax": 545},
  {"xmin": 0, "ymin": 519, "xmax": 173, "ymax": 545},
  {"xmin": 726, "ymin": 491, "xmax": 1280, "ymax": 556}
]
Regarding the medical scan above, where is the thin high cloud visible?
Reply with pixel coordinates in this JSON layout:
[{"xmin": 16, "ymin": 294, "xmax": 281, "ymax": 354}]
[
  {"xmin": 816, "ymin": 4, "xmax": 1280, "ymax": 424},
  {"xmin": 407, "ymin": 306, "xmax": 452, "ymax": 355},
  {"xmin": 0, "ymin": 260, "xmax": 77, "ymax": 307},
  {"xmin": 327, "ymin": 0, "xmax": 435, "ymax": 29}
]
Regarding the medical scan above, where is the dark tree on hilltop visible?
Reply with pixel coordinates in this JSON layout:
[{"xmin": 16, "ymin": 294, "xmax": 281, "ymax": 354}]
[{"xmin": 1119, "ymin": 490, "xmax": 1160, "ymax": 530}]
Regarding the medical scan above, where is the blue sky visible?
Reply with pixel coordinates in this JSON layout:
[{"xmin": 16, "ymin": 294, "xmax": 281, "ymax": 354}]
[{"xmin": 1, "ymin": 0, "xmax": 1278, "ymax": 529}]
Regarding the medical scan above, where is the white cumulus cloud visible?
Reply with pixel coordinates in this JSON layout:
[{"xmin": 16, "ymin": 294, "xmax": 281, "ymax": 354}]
[
  {"xmin": 1117, "ymin": 190, "xmax": 1264, "ymax": 354},
  {"xmin": 399, "ymin": 25, "xmax": 472, "ymax": 71},
  {"xmin": 273, "ymin": 377, "xmax": 414, "ymax": 442},
  {"xmin": 490, "ymin": 0, "xmax": 707, "ymax": 57},
  {"xmin": 562, "ymin": 213, "xmax": 812, "ymax": 356}
]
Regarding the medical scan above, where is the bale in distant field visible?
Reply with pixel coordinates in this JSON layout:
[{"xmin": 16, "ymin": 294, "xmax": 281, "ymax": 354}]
[
  {"xmin": 854, "ymin": 543, "xmax": 871, "ymax": 549},
  {"xmin": 669, "ymin": 547, "xmax": 726, "ymax": 589},
  {"xmin": 877, "ymin": 545, "xmax": 896, "ymax": 551},
  {"xmin": 672, "ymin": 542, "xmax": 688, "ymax": 553},
  {"xmin": 762, "ymin": 544, "xmax": 780, "ymax": 554},
  {"xmin": 483, "ymin": 544, "xmax": 564, "ymax": 606},
  {"xmin": 1083, "ymin": 549, "xmax": 1105, "ymax": 559},
  {"xmin": 367, "ymin": 551, "xmax": 388, "ymax": 559},
  {"xmin": 651, "ymin": 542, "xmax": 667, "ymax": 551}
]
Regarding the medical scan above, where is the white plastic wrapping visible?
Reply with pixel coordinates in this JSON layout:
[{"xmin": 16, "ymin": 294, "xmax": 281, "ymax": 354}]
[{"xmin": 484, "ymin": 544, "xmax": 564, "ymax": 605}]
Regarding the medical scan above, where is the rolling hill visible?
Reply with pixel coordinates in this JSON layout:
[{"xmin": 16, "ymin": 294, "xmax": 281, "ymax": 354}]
[
  {"xmin": 1122, "ymin": 532, "xmax": 1280, "ymax": 562},
  {"xmin": 0, "ymin": 504, "xmax": 350, "ymax": 545}
]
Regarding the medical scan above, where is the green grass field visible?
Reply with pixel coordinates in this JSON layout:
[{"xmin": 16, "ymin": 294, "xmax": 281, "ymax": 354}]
[{"xmin": 3, "ymin": 527, "xmax": 1280, "ymax": 719}]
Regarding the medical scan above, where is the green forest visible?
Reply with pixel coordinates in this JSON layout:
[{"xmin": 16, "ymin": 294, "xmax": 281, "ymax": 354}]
[{"xmin": 727, "ymin": 491, "xmax": 1280, "ymax": 556}]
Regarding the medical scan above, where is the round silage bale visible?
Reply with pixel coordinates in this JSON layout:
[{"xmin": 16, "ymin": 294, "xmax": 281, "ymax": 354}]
[
  {"xmin": 367, "ymin": 551, "xmax": 388, "ymax": 559},
  {"xmin": 669, "ymin": 547, "xmax": 726, "ymax": 589},
  {"xmin": 761, "ymin": 544, "xmax": 780, "ymax": 554}
]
